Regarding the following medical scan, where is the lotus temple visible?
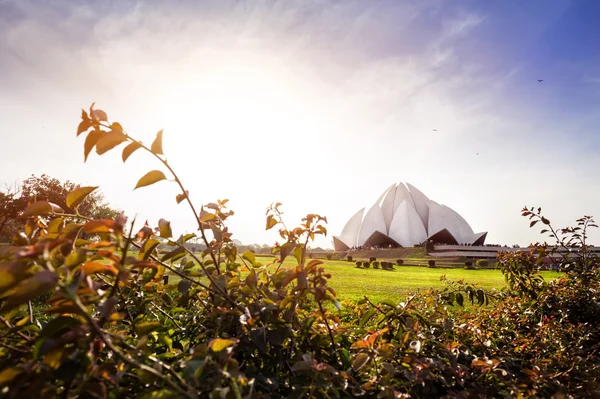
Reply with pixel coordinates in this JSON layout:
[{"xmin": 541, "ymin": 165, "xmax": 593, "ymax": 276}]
[{"xmin": 333, "ymin": 182, "xmax": 487, "ymax": 251}]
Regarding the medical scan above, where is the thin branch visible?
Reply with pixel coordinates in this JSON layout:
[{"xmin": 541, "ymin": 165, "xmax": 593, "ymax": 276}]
[
  {"xmin": 0, "ymin": 341, "xmax": 28, "ymax": 353},
  {"xmin": 70, "ymin": 294, "xmax": 196, "ymax": 398},
  {"xmin": 149, "ymin": 301, "xmax": 183, "ymax": 329}
]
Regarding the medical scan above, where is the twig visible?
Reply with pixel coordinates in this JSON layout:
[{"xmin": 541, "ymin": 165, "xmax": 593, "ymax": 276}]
[
  {"xmin": 0, "ymin": 341, "xmax": 28, "ymax": 353},
  {"xmin": 149, "ymin": 301, "xmax": 182, "ymax": 329},
  {"xmin": 70, "ymin": 295, "xmax": 196, "ymax": 398}
]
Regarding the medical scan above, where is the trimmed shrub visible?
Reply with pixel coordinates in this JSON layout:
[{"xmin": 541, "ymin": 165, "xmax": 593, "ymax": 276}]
[
  {"xmin": 476, "ymin": 259, "xmax": 489, "ymax": 268},
  {"xmin": 428, "ymin": 259, "xmax": 436, "ymax": 268},
  {"xmin": 363, "ymin": 261, "xmax": 371, "ymax": 269},
  {"xmin": 369, "ymin": 257, "xmax": 376, "ymax": 262},
  {"xmin": 465, "ymin": 261, "xmax": 475, "ymax": 270},
  {"xmin": 326, "ymin": 254, "xmax": 332, "ymax": 260},
  {"xmin": 396, "ymin": 259, "xmax": 404, "ymax": 265},
  {"xmin": 355, "ymin": 261, "xmax": 362, "ymax": 268},
  {"xmin": 373, "ymin": 261, "xmax": 380, "ymax": 269},
  {"xmin": 347, "ymin": 255, "xmax": 353, "ymax": 262}
]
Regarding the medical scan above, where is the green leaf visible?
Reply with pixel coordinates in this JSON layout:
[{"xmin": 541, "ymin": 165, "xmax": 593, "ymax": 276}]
[
  {"xmin": 209, "ymin": 338, "xmax": 238, "ymax": 352},
  {"xmin": 96, "ymin": 131, "xmax": 127, "ymax": 155},
  {"xmin": 122, "ymin": 142, "xmax": 142, "ymax": 162},
  {"xmin": 0, "ymin": 367, "xmax": 22, "ymax": 387},
  {"xmin": 456, "ymin": 292, "xmax": 464, "ymax": 307},
  {"xmin": 0, "ymin": 262, "xmax": 28, "ymax": 296},
  {"xmin": 83, "ymin": 129, "xmax": 103, "ymax": 162},
  {"xmin": 242, "ymin": 251, "xmax": 256, "ymax": 264},
  {"xmin": 476, "ymin": 289, "xmax": 485, "ymax": 305},
  {"xmin": 1, "ymin": 271, "xmax": 58, "ymax": 312},
  {"xmin": 293, "ymin": 245, "xmax": 303, "ymax": 264},
  {"xmin": 380, "ymin": 299, "xmax": 397, "ymax": 308},
  {"xmin": 66, "ymin": 186, "xmax": 98, "ymax": 209},
  {"xmin": 280, "ymin": 242, "xmax": 294, "ymax": 263},
  {"xmin": 135, "ymin": 170, "xmax": 167, "ymax": 190},
  {"xmin": 139, "ymin": 238, "xmax": 161, "ymax": 261},
  {"xmin": 352, "ymin": 353, "xmax": 370, "ymax": 371},
  {"xmin": 136, "ymin": 321, "xmax": 161, "ymax": 336},
  {"xmin": 22, "ymin": 201, "xmax": 63, "ymax": 217},
  {"xmin": 151, "ymin": 130, "xmax": 164, "ymax": 155},
  {"xmin": 37, "ymin": 316, "xmax": 81, "ymax": 341},
  {"xmin": 162, "ymin": 246, "xmax": 185, "ymax": 262},
  {"xmin": 65, "ymin": 250, "xmax": 86, "ymax": 269},
  {"xmin": 158, "ymin": 218, "xmax": 172, "ymax": 239},
  {"xmin": 200, "ymin": 212, "xmax": 215, "ymax": 222},
  {"xmin": 359, "ymin": 310, "xmax": 375, "ymax": 328},
  {"xmin": 266, "ymin": 215, "xmax": 277, "ymax": 230}
]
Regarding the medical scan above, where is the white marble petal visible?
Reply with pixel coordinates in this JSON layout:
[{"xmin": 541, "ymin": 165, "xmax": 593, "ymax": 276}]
[
  {"xmin": 468, "ymin": 232, "xmax": 488, "ymax": 245},
  {"xmin": 393, "ymin": 183, "xmax": 415, "ymax": 217},
  {"xmin": 380, "ymin": 183, "xmax": 397, "ymax": 233},
  {"xmin": 388, "ymin": 200, "xmax": 428, "ymax": 246},
  {"xmin": 376, "ymin": 184, "xmax": 395, "ymax": 207},
  {"xmin": 441, "ymin": 205, "xmax": 475, "ymax": 244},
  {"xmin": 427, "ymin": 200, "xmax": 448, "ymax": 238},
  {"xmin": 357, "ymin": 204, "xmax": 387, "ymax": 246},
  {"xmin": 406, "ymin": 183, "xmax": 430, "ymax": 231},
  {"xmin": 338, "ymin": 208, "xmax": 364, "ymax": 248}
]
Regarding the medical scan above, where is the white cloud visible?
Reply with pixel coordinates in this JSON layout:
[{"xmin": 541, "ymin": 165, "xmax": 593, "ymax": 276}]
[{"xmin": 0, "ymin": 0, "xmax": 598, "ymax": 248}]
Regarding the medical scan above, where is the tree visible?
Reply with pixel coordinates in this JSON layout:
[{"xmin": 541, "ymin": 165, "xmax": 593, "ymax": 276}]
[
  {"xmin": 0, "ymin": 186, "xmax": 22, "ymax": 241},
  {"xmin": 0, "ymin": 174, "xmax": 120, "ymax": 239}
]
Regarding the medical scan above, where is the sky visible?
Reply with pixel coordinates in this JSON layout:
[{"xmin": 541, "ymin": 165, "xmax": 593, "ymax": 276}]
[{"xmin": 1, "ymin": 0, "xmax": 599, "ymax": 248}]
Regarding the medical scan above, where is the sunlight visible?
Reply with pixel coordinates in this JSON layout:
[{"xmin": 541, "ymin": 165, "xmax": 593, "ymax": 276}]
[{"xmin": 157, "ymin": 54, "xmax": 313, "ymax": 151}]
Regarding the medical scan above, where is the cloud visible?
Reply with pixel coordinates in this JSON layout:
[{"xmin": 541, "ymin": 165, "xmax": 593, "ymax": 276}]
[{"xmin": 0, "ymin": 0, "xmax": 599, "ymax": 248}]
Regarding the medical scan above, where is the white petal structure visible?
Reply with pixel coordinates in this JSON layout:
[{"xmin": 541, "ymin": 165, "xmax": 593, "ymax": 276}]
[
  {"xmin": 357, "ymin": 204, "xmax": 387, "ymax": 246},
  {"xmin": 333, "ymin": 182, "xmax": 487, "ymax": 250},
  {"xmin": 332, "ymin": 208, "xmax": 364, "ymax": 250},
  {"xmin": 406, "ymin": 183, "xmax": 430, "ymax": 228},
  {"xmin": 388, "ymin": 200, "xmax": 427, "ymax": 246},
  {"xmin": 380, "ymin": 185, "xmax": 397, "ymax": 231}
]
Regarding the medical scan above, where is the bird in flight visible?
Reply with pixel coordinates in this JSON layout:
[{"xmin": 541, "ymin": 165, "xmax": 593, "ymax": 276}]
[
  {"xmin": 537, "ymin": 79, "xmax": 544, "ymax": 82},
  {"xmin": 432, "ymin": 129, "xmax": 437, "ymax": 131}
]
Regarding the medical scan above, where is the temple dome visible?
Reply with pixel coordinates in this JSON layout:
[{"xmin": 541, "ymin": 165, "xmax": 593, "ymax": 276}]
[{"xmin": 333, "ymin": 182, "xmax": 487, "ymax": 250}]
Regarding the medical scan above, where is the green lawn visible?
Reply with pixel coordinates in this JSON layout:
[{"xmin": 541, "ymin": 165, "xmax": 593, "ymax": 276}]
[
  {"xmin": 247, "ymin": 258, "xmax": 557, "ymax": 303},
  {"xmin": 164, "ymin": 256, "xmax": 555, "ymax": 304}
]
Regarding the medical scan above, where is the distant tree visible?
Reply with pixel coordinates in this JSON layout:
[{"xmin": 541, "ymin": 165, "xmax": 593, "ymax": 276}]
[
  {"xmin": 0, "ymin": 185, "xmax": 21, "ymax": 240},
  {"xmin": 0, "ymin": 174, "xmax": 120, "ymax": 239}
]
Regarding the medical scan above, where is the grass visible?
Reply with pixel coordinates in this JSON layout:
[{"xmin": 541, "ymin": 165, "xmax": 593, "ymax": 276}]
[{"xmin": 167, "ymin": 256, "xmax": 559, "ymax": 305}]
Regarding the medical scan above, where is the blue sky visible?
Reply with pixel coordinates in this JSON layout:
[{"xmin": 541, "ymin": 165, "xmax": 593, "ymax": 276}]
[{"xmin": 0, "ymin": 0, "xmax": 599, "ymax": 247}]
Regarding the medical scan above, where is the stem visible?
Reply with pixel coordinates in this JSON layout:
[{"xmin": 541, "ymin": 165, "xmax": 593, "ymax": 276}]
[
  {"xmin": 0, "ymin": 342, "xmax": 28, "ymax": 353},
  {"xmin": 102, "ymin": 123, "xmax": 221, "ymax": 273},
  {"xmin": 27, "ymin": 300, "xmax": 34, "ymax": 324},
  {"xmin": 150, "ymin": 301, "xmax": 182, "ymax": 329},
  {"xmin": 70, "ymin": 295, "xmax": 196, "ymax": 398}
]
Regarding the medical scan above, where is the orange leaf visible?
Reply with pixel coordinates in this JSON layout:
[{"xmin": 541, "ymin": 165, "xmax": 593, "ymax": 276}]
[{"xmin": 81, "ymin": 261, "xmax": 118, "ymax": 276}]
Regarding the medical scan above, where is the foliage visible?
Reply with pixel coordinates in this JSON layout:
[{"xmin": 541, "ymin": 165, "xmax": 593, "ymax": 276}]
[
  {"xmin": 428, "ymin": 259, "xmax": 436, "ymax": 268},
  {"xmin": 476, "ymin": 259, "xmax": 489, "ymax": 268},
  {"xmin": 396, "ymin": 258, "xmax": 404, "ymax": 265},
  {"xmin": 0, "ymin": 175, "xmax": 120, "ymax": 240},
  {"xmin": 0, "ymin": 106, "xmax": 599, "ymax": 398}
]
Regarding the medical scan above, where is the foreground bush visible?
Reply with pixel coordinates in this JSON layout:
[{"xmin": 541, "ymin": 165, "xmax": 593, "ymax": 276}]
[{"xmin": 0, "ymin": 106, "xmax": 598, "ymax": 398}]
